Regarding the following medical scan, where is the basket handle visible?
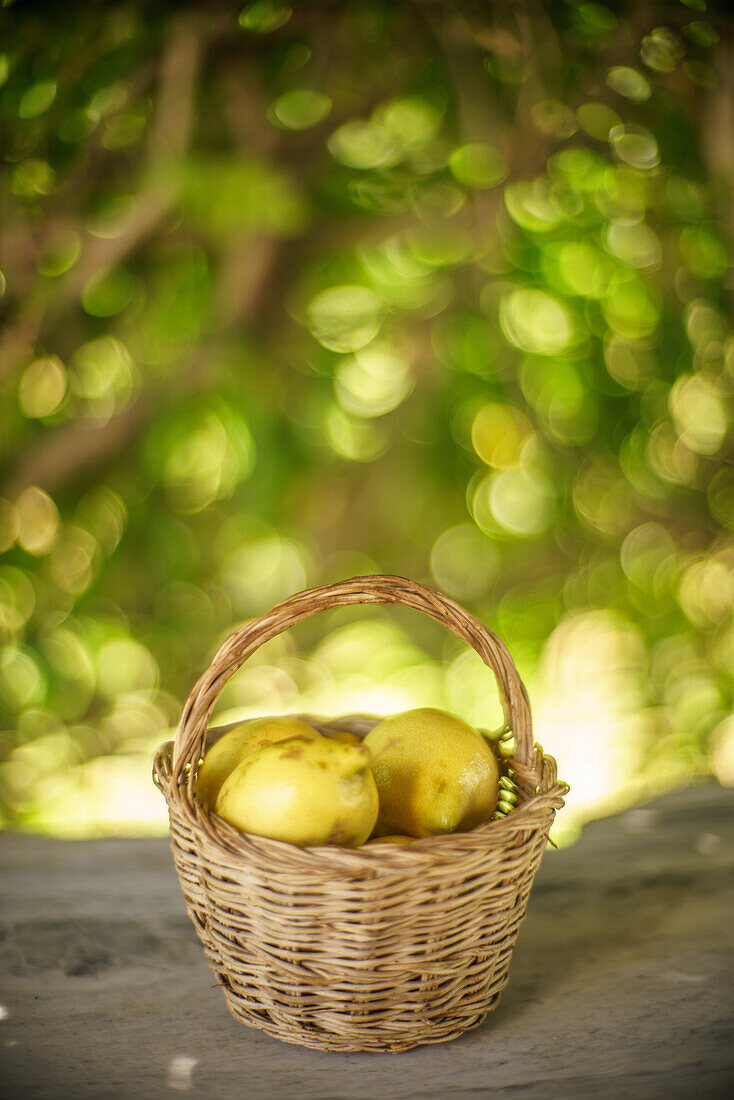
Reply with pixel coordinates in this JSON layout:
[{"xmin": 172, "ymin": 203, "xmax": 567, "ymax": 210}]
[{"xmin": 171, "ymin": 574, "xmax": 539, "ymax": 796}]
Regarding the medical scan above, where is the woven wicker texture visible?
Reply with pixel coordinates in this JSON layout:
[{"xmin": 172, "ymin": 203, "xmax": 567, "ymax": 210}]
[{"xmin": 154, "ymin": 575, "xmax": 568, "ymax": 1052}]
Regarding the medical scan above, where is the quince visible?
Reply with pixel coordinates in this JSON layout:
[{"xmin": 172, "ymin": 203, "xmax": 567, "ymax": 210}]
[
  {"xmin": 365, "ymin": 834, "xmax": 414, "ymax": 847},
  {"xmin": 215, "ymin": 733, "xmax": 379, "ymax": 847},
  {"xmin": 323, "ymin": 729, "xmax": 363, "ymax": 745},
  {"xmin": 364, "ymin": 707, "xmax": 499, "ymax": 838},
  {"xmin": 195, "ymin": 717, "xmax": 318, "ymax": 810}
]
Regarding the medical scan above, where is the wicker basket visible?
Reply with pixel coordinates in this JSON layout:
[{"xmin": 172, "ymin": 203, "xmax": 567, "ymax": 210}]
[{"xmin": 153, "ymin": 575, "xmax": 568, "ymax": 1053}]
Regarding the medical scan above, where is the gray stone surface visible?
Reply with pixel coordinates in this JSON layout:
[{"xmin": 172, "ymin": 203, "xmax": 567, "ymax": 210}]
[{"xmin": 1, "ymin": 782, "xmax": 733, "ymax": 1099}]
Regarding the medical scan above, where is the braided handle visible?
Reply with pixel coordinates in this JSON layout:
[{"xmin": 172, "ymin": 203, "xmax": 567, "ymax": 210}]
[{"xmin": 171, "ymin": 575, "xmax": 539, "ymax": 796}]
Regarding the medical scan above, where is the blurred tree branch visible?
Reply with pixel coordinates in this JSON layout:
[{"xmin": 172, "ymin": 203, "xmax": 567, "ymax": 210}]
[
  {"xmin": 0, "ymin": 12, "xmax": 204, "ymax": 383},
  {"xmin": 703, "ymin": 29, "xmax": 734, "ymax": 311},
  {"xmin": 4, "ymin": 231, "xmax": 279, "ymax": 496}
]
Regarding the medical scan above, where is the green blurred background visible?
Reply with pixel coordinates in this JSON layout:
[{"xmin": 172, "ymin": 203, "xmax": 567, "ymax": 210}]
[{"xmin": 1, "ymin": 0, "xmax": 732, "ymax": 844}]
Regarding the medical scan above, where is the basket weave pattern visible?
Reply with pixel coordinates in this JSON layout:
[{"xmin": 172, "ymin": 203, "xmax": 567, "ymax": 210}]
[{"xmin": 154, "ymin": 575, "xmax": 567, "ymax": 1052}]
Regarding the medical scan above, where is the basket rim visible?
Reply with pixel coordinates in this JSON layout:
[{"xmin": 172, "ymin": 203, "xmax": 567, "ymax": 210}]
[{"xmin": 153, "ymin": 732, "xmax": 568, "ymax": 870}]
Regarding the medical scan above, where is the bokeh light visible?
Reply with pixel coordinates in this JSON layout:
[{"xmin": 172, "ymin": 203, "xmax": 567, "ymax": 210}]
[
  {"xmin": 18, "ymin": 357, "xmax": 68, "ymax": 419},
  {"xmin": 307, "ymin": 285, "xmax": 384, "ymax": 352},
  {"xmin": 16, "ymin": 488, "xmax": 59, "ymax": 557}
]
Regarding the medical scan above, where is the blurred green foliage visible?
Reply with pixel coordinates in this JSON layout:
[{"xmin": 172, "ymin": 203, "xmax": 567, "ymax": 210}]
[{"xmin": 1, "ymin": 0, "xmax": 733, "ymax": 837}]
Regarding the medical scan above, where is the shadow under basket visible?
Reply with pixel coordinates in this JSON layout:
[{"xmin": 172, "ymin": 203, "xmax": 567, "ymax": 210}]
[{"xmin": 153, "ymin": 575, "xmax": 568, "ymax": 1053}]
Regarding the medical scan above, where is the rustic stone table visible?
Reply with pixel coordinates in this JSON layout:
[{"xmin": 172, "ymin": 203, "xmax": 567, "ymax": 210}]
[{"xmin": 2, "ymin": 782, "xmax": 733, "ymax": 1099}]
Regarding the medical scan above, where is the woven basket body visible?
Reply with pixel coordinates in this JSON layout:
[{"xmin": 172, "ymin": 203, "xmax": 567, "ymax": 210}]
[{"xmin": 154, "ymin": 576, "xmax": 567, "ymax": 1053}]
